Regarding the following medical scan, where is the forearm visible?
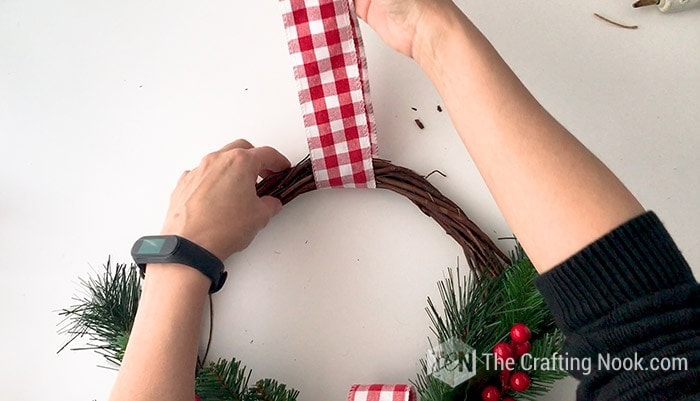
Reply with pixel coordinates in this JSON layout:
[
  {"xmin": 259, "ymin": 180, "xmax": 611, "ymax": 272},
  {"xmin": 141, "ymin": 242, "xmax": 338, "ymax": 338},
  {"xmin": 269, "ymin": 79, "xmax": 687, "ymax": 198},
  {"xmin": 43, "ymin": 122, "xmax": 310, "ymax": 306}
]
[
  {"xmin": 107, "ymin": 141, "xmax": 289, "ymax": 401},
  {"xmin": 414, "ymin": 4, "xmax": 644, "ymax": 272},
  {"xmin": 109, "ymin": 264, "xmax": 209, "ymax": 401}
]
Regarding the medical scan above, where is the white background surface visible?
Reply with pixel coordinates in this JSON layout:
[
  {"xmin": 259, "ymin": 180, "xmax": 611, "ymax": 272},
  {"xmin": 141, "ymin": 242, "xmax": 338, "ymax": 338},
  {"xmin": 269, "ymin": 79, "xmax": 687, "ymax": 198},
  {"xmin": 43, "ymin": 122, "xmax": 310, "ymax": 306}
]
[{"xmin": 1, "ymin": 1, "xmax": 698, "ymax": 400}]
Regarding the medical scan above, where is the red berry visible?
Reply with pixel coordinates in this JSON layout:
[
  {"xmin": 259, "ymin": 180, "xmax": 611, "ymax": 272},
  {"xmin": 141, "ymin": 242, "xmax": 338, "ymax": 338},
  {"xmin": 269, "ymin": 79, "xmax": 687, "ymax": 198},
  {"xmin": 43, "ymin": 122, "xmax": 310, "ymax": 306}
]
[
  {"xmin": 194, "ymin": 395, "xmax": 201, "ymax": 401},
  {"xmin": 481, "ymin": 385, "xmax": 501, "ymax": 401},
  {"xmin": 514, "ymin": 341, "xmax": 531, "ymax": 358},
  {"xmin": 510, "ymin": 371, "xmax": 531, "ymax": 392},
  {"xmin": 510, "ymin": 323, "xmax": 531, "ymax": 344},
  {"xmin": 493, "ymin": 342, "xmax": 514, "ymax": 363},
  {"xmin": 500, "ymin": 368, "xmax": 512, "ymax": 389}
]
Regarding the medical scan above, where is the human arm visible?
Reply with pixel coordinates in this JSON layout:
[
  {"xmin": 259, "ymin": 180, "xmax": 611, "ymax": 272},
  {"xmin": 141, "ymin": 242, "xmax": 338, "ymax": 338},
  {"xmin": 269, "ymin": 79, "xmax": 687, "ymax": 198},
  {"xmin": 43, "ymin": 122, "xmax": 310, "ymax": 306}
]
[
  {"xmin": 108, "ymin": 139, "xmax": 290, "ymax": 401},
  {"xmin": 357, "ymin": 1, "xmax": 699, "ymax": 399},
  {"xmin": 355, "ymin": 0, "xmax": 644, "ymax": 272}
]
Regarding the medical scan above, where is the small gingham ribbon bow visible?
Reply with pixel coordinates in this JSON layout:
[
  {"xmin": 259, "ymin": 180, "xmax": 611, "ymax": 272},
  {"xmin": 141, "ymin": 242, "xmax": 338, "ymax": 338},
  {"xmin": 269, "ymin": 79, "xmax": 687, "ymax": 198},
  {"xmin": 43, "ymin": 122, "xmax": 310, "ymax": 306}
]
[
  {"xmin": 279, "ymin": 0, "xmax": 378, "ymax": 189},
  {"xmin": 347, "ymin": 384, "xmax": 417, "ymax": 401}
]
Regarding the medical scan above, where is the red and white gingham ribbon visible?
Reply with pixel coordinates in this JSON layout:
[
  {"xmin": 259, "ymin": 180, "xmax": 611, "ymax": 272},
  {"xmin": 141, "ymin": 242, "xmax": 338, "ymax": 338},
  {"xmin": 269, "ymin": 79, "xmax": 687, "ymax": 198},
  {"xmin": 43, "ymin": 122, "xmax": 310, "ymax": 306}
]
[
  {"xmin": 279, "ymin": 0, "xmax": 377, "ymax": 188},
  {"xmin": 279, "ymin": 2, "xmax": 410, "ymax": 397},
  {"xmin": 347, "ymin": 384, "xmax": 417, "ymax": 401}
]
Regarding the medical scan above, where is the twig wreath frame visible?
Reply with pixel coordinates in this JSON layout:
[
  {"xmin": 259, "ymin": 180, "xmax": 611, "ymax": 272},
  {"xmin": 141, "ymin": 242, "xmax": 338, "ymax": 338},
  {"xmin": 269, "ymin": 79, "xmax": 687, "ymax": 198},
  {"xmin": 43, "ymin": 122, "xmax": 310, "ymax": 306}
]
[{"xmin": 256, "ymin": 157, "xmax": 510, "ymax": 280}]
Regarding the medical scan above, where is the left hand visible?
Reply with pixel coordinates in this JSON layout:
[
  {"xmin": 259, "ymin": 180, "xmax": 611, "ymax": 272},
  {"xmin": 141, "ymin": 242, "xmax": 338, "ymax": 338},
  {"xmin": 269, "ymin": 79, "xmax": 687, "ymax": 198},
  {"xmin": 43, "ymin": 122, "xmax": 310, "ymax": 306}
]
[{"xmin": 159, "ymin": 139, "xmax": 291, "ymax": 261}]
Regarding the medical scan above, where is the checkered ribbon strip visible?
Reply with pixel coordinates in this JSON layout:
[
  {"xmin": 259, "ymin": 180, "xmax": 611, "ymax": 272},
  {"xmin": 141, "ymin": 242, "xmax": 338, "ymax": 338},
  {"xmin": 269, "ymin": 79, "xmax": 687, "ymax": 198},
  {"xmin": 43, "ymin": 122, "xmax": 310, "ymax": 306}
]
[
  {"xmin": 280, "ymin": 0, "xmax": 378, "ymax": 188},
  {"xmin": 347, "ymin": 384, "xmax": 417, "ymax": 401}
]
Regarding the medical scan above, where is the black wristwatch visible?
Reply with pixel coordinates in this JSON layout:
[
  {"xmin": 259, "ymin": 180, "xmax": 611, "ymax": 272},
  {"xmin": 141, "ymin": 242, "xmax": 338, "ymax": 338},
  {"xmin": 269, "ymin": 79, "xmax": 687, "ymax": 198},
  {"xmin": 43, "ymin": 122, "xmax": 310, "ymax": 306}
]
[{"xmin": 131, "ymin": 235, "xmax": 227, "ymax": 294}]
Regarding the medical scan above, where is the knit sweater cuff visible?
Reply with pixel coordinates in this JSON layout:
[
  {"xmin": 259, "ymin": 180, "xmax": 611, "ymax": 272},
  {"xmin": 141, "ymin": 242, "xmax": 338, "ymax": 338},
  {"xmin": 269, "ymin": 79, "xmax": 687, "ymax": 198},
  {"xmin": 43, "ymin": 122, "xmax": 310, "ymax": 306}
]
[{"xmin": 535, "ymin": 211, "xmax": 696, "ymax": 333}]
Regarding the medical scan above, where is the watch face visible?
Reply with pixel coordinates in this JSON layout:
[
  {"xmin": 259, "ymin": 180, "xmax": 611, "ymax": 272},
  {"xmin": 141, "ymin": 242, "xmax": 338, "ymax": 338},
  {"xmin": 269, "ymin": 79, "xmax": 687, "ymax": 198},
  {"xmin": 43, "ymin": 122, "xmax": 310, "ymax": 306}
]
[{"xmin": 134, "ymin": 236, "xmax": 178, "ymax": 256}]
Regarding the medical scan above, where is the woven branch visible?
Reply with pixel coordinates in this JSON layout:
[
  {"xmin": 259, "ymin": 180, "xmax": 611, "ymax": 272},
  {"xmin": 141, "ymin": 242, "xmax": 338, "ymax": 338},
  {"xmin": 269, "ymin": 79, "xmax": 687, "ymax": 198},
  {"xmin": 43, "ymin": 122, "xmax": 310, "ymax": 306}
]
[{"xmin": 256, "ymin": 157, "xmax": 509, "ymax": 279}]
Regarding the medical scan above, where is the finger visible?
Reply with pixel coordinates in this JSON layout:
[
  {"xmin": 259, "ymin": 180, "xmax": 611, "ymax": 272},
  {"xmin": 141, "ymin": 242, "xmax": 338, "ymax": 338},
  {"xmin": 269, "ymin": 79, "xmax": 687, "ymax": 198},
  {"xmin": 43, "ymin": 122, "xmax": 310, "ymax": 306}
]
[
  {"xmin": 259, "ymin": 168, "xmax": 276, "ymax": 179},
  {"xmin": 219, "ymin": 138, "xmax": 254, "ymax": 153},
  {"xmin": 177, "ymin": 170, "xmax": 191, "ymax": 184},
  {"xmin": 259, "ymin": 195, "xmax": 284, "ymax": 220},
  {"xmin": 250, "ymin": 146, "xmax": 291, "ymax": 175}
]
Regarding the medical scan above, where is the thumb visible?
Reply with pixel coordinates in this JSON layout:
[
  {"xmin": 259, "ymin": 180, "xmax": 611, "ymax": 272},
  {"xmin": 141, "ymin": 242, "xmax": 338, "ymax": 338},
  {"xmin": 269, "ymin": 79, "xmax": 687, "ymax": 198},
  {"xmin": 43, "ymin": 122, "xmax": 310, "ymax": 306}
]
[{"xmin": 259, "ymin": 196, "xmax": 284, "ymax": 220}]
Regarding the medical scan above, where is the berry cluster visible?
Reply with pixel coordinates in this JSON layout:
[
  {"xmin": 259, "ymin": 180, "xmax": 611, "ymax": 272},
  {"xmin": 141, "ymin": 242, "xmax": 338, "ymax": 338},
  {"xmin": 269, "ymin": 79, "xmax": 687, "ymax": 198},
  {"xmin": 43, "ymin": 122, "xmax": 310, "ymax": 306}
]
[{"xmin": 481, "ymin": 323, "xmax": 532, "ymax": 401}]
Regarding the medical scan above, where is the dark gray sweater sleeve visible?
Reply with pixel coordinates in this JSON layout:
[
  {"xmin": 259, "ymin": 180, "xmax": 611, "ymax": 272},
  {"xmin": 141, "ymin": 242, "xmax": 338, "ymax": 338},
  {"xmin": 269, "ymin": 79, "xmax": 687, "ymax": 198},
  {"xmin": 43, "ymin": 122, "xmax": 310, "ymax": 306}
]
[{"xmin": 535, "ymin": 212, "xmax": 700, "ymax": 401}]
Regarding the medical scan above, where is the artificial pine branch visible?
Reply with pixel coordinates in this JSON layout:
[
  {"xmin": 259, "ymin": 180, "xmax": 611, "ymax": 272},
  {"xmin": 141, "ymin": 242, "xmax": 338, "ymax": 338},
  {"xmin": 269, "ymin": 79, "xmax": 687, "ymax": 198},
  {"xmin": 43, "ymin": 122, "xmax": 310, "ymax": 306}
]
[
  {"xmin": 496, "ymin": 257, "xmax": 551, "ymax": 333},
  {"xmin": 58, "ymin": 260, "xmax": 299, "ymax": 400},
  {"xmin": 411, "ymin": 360, "xmax": 458, "ymax": 401},
  {"xmin": 196, "ymin": 358, "xmax": 252, "ymax": 401},
  {"xmin": 57, "ymin": 258, "xmax": 141, "ymax": 366},
  {"xmin": 195, "ymin": 359, "xmax": 299, "ymax": 401},
  {"xmin": 245, "ymin": 379, "xmax": 300, "ymax": 401},
  {"xmin": 416, "ymin": 252, "xmax": 567, "ymax": 400},
  {"xmin": 427, "ymin": 266, "xmax": 504, "ymax": 358},
  {"xmin": 500, "ymin": 257, "xmax": 552, "ymax": 324},
  {"xmin": 514, "ymin": 331, "xmax": 567, "ymax": 401}
]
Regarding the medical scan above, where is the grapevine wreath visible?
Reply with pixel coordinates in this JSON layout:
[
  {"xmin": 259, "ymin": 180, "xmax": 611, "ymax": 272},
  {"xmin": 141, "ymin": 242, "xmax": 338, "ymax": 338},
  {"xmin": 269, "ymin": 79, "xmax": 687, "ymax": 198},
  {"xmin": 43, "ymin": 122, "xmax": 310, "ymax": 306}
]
[
  {"xmin": 58, "ymin": 156, "xmax": 567, "ymax": 401},
  {"xmin": 58, "ymin": 1, "xmax": 568, "ymax": 400}
]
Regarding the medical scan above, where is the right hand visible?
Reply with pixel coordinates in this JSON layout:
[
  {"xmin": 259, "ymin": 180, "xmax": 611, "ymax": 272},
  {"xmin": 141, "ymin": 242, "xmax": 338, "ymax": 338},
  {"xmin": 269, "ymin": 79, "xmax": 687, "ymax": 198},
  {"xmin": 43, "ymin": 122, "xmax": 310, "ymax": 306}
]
[{"xmin": 355, "ymin": 0, "xmax": 454, "ymax": 59}]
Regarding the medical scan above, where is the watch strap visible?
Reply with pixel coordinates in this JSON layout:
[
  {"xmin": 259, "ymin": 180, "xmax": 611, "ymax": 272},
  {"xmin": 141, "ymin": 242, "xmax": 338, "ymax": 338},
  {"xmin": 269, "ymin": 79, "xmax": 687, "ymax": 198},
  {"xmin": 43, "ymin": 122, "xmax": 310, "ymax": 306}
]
[{"xmin": 132, "ymin": 235, "xmax": 227, "ymax": 294}]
